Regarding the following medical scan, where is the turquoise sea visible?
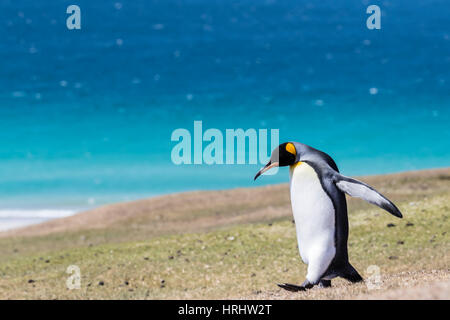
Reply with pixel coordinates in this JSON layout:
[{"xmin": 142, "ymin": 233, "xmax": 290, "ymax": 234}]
[{"xmin": 0, "ymin": 0, "xmax": 449, "ymax": 229}]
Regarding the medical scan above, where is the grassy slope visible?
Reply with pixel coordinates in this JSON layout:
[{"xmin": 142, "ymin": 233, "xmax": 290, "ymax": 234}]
[{"xmin": 0, "ymin": 168, "xmax": 448, "ymax": 299}]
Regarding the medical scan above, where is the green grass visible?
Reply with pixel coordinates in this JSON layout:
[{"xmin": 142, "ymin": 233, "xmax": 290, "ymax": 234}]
[{"xmin": 0, "ymin": 190, "xmax": 448, "ymax": 299}]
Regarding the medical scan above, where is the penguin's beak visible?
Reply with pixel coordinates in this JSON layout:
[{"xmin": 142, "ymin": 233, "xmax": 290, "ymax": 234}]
[{"xmin": 254, "ymin": 161, "xmax": 279, "ymax": 180}]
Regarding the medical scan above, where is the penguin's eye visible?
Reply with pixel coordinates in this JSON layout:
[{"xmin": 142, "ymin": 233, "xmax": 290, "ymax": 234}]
[{"xmin": 286, "ymin": 143, "xmax": 296, "ymax": 156}]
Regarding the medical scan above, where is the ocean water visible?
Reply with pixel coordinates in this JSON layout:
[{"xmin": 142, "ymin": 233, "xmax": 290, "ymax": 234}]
[{"xmin": 0, "ymin": 0, "xmax": 449, "ymax": 230}]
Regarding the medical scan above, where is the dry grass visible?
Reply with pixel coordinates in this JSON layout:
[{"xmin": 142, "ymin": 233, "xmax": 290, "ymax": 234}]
[{"xmin": 240, "ymin": 271, "xmax": 450, "ymax": 300}]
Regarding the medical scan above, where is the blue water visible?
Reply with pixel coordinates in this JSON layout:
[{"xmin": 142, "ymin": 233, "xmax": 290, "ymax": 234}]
[{"xmin": 0, "ymin": 0, "xmax": 449, "ymax": 228}]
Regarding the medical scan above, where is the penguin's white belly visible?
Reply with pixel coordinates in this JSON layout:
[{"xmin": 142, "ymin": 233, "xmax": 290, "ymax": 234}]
[{"xmin": 289, "ymin": 162, "xmax": 336, "ymax": 267}]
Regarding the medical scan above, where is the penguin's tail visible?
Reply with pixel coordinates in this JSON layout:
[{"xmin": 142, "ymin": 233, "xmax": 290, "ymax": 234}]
[{"xmin": 340, "ymin": 263, "xmax": 363, "ymax": 283}]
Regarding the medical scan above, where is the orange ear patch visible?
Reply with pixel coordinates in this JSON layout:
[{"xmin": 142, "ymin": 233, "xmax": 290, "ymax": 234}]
[{"xmin": 286, "ymin": 143, "xmax": 296, "ymax": 155}]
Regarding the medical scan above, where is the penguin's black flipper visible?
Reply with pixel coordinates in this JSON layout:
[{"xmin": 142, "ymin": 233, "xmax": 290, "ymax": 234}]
[{"xmin": 334, "ymin": 174, "xmax": 403, "ymax": 218}]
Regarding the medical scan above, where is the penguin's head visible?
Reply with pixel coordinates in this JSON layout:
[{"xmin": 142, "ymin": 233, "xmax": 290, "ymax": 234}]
[{"xmin": 254, "ymin": 142, "xmax": 297, "ymax": 180}]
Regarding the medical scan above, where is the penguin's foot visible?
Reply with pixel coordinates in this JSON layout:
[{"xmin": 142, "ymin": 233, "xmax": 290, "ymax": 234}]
[
  {"xmin": 277, "ymin": 280, "xmax": 314, "ymax": 292},
  {"xmin": 318, "ymin": 279, "xmax": 332, "ymax": 288},
  {"xmin": 277, "ymin": 283, "xmax": 306, "ymax": 292}
]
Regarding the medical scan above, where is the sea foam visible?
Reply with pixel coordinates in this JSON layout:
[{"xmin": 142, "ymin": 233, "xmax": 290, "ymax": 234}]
[{"xmin": 0, "ymin": 209, "xmax": 77, "ymax": 232}]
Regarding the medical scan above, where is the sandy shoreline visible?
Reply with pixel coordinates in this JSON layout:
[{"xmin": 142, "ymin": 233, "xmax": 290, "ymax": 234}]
[{"xmin": 2, "ymin": 167, "xmax": 448, "ymax": 239}]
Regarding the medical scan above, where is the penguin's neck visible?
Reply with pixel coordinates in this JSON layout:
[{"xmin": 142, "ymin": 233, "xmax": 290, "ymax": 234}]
[
  {"xmin": 289, "ymin": 161, "xmax": 304, "ymax": 177},
  {"xmin": 289, "ymin": 161, "xmax": 321, "ymax": 189}
]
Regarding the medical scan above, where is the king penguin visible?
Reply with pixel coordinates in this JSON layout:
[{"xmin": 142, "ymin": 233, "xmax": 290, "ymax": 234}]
[{"xmin": 254, "ymin": 142, "xmax": 403, "ymax": 291}]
